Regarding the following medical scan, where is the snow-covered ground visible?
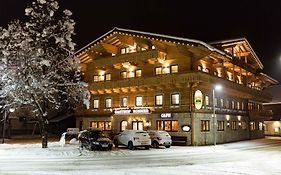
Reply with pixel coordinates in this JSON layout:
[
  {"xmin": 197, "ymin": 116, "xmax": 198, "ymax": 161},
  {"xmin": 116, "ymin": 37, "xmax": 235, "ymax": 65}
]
[{"xmin": 0, "ymin": 137, "xmax": 281, "ymax": 175}]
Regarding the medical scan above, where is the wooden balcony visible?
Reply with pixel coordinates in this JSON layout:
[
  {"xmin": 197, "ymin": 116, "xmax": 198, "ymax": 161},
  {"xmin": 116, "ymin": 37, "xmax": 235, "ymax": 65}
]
[
  {"xmin": 93, "ymin": 50, "xmax": 159, "ymax": 67},
  {"xmin": 89, "ymin": 71, "xmax": 272, "ymax": 102}
]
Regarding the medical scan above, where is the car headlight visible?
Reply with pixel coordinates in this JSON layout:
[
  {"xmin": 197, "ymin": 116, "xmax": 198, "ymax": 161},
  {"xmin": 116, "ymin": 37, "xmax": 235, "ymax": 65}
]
[{"xmin": 92, "ymin": 142, "xmax": 99, "ymax": 145}]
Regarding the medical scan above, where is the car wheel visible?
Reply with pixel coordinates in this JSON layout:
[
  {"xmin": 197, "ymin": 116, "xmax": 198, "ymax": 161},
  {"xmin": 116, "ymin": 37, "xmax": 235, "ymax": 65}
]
[
  {"xmin": 128, "ymin": 141, "xmax": 134, "ymax": 150},
  {"xmin": 145, "ymin": 145, "xmax": 150, "ymax": 150},
  {"xmin": 152, "ymin": 141, "xmax": 159, "ymax": 148},
  {"xmin": 114, "ymin": 140, "xmax": 119, "ymax": 148},
  {"xmin": 165, "ymin": 145, "xmax": 171, "ymax": 148},
  {"xmin": 108, "ymin": 145, "xmax": 112, "ymax": 151}
]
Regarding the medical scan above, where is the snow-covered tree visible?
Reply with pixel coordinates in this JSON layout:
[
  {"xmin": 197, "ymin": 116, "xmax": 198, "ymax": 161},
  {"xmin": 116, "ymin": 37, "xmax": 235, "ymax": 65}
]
[{"xmin": 0, "ymin": 0, "xmax": 90, "ymax": 148}]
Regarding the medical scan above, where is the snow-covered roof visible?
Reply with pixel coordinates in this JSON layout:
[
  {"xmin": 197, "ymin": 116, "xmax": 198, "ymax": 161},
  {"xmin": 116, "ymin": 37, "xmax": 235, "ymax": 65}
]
[
  {"xmin": 209, "ymin": 38, "xmax": 264, "ymax": 69},
  {"xmin": 75, "ymin": 27, "xmax": 232, "ymax": 60}
]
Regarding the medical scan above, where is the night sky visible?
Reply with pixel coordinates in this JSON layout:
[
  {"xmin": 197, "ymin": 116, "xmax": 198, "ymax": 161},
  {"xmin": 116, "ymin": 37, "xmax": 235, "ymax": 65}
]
[{"xmin": 1, "ymin": 0, "xmax": 281, "ymax": 83}]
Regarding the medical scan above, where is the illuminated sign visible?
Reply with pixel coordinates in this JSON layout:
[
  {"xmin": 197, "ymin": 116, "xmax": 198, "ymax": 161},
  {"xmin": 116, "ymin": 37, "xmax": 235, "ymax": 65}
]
[
  {"xmin": 194, "ymin": 90, "xmax": 203, "ymax": 110},
  {"xmin": 160, "ymin": 113, "xmax": 172, "ymax": 118},
  {"xmin": 113, "ymin": 108, "xmax": 151, "ymax": 115}
]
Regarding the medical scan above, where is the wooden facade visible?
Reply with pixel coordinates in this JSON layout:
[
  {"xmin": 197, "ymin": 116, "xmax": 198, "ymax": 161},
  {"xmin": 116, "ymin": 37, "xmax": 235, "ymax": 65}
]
[{"xmin": 75, "ymin": 28, "xmax": 278, "ymax": 145}]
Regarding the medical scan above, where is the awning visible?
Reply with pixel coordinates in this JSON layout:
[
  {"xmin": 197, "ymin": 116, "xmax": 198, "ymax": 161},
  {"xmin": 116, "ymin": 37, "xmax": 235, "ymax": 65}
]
[{"xmin": 49, "ymin": 113, "xmax": 73, "ymax": 123}]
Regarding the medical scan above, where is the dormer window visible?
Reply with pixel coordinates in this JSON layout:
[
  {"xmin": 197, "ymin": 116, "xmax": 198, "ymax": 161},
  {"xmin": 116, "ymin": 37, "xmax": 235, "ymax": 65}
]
[{"xmin": 198, "ymin": 65, "xmax": 203, "ymax": 71}]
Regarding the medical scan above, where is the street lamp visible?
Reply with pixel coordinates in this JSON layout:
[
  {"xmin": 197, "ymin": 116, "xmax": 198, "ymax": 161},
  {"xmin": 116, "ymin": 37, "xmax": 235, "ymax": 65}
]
[{"xmin": 213, "ymin": 84, "xmax": 222, "ymax": 146}]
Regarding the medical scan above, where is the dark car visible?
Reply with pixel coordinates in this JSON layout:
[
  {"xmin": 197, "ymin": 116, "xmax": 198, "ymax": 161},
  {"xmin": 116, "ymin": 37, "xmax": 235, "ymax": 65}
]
[{"xmin": 78, "ymin": 128, "xmax": 113, "ymax": 151}]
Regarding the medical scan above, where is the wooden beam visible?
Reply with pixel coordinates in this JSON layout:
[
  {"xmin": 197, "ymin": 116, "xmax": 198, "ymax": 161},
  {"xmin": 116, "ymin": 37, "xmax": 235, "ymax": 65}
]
[{"xmin": 101, "ymin": 43, "xmax": 118, "ymax": 54}]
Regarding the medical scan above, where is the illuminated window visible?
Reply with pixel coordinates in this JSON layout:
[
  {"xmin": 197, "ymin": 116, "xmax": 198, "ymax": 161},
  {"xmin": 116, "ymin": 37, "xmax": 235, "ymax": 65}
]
[
  {"xmin": 152, "ymin": 45, "xmax": 156, "ymax": 49},
  {"xmin": 217, "ymin": 121, "xmax": 224, "ymax": 131},
  {"xmin": 220, "ymin": 99, "xmax": 224, "ymax": 107},
  {"xmin": 121, "ymin": 48, "xmax": 126, "ymax": 54},
  {"xmin": 157, "ymin": 120, "xmax": 178, "ymax": 131},
  {"xmin": 155, "ymin": 67, "xmax": 162, "ymax": 75},
  {"xmin": 90, "ymin": 121, "xmax": 111, "ymax": 131},
  {"xmin": 93, "ymin": 75, "xmax": 99, "ymax": 82},
  {"xmin": 135, "ymin": 69, "xmax": 142, "ymax": 77},
  {"xmin": 241, "ymin": 102, "xmax": 244, "ymax": 110},
  {"xmin": 132, "ymin": 121, "xmax": 143, "ymax": 130},
  {"xmin": 198, "ymin": 65, "xmax": 203, "ymax": 71},
  {"xmin": 241, "ymin": 121, "xmax": 247, "ymax": 130},
  {"xmin": 121, "ymin": 97, "xmax": 128, "ymax": 107},
  {"xmin": 135, "ymin": 96, "xmax": 143, "ymax": 107},
  {"xmin": 237, "ymin": 102, "xmax": 240, "ymax": 110},
  {"xmin": 105, "ymin": 74, "xmax": 111, "ymax": 81},
  {"xmin": 105, "ymin": 98, "xmax": 112, "ymax": 108},
  {"xmin": 155, "ymin": 94, "xmax": 163, "ymax": 106},
  {"xmin": 231, "ymin": 121, "xmax": 237, "ymax": 130},
  {"xmin": 93, "ymin": 99, "xmax": 99, "ymax": 109},
  {"xmin": 204, "ymin": 68, "xmax": 210, "ymax": 73},
  {"xmin": 205, "ymin": 95, "xmax": 209, "ymax": 106},
  {"xmin": 128, "ymin": 71, "xmax": 135, "ymax": 78},
  {"xmin": 214, "ymin": 97, "xmax": 218, "ymax": 107},
  {"xmin": 171, "ymin": 93, "xmax": 180, "ymax": 105},
  {"xmin": 171, "ymin": 65, "xmax": 178, "ymax": 73},
  {"xmin": 250, "ymin": 122, "xmax": 256, "ymax": 131},
  {"xmin": 259, "ymin": 122, "xmax": 263, "ymax": 130},
  {"xmin": 121, "ymin": 71, "xmax": 127, "ymax": 79},
  {"xmin": 214, "ymin": 71, "xmax": 218, "ymax": 76},
  {"xmin": 120, "ymin": 120, "xmax": 128, "ymax": 131},
  {"xmin": 201, "ymin": 120, "xmax": 210, "ymax": 132},
  {"xmin": 98, "ymin": 75, "xmax": 105, "ymax": 81},
  {"xmin": 226, "ymin": 99, "xmax": 229, "ymax": 109},
  {"xmin": 232, "ymin": 101, "xmax": 235, "ymax": 109},
  {"xmin": 162, "ymin": 67, "xmax": 170, "ymax": 74}
]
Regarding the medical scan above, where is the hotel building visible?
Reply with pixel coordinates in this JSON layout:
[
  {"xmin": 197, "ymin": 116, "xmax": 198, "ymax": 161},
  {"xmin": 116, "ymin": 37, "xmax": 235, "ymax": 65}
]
[{"xmin": 75, "ymin": 28, "xmax": 277, "ymax": 145}]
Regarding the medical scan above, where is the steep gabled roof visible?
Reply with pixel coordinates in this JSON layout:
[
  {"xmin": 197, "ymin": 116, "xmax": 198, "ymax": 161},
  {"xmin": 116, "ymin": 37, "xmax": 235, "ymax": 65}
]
[
  {"xmin": 209, "ymin": 38, "xmax": 264, "ymax": 69},
  {"xmin": 75, "ymin": 27, "xmax": 232, "ymax": 60}
]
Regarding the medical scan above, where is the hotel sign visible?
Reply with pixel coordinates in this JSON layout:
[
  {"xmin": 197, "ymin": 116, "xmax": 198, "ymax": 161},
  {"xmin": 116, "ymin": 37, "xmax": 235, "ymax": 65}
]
[
  {"xmin": 113, "ymin": 108, "xmax": 151, "ymax": 115},
  {"xmin": 160, "ymin": 113, "xmax": 172, "ymax": 118},
  {"xmin": 194, "ymin": 90, "xmax": 203, "ymax": 110}
]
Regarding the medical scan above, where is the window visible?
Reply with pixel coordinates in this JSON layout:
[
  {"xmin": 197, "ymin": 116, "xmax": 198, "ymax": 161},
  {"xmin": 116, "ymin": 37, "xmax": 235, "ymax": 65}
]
[
  {"xmin": 241, "ymin": 121, "xmax": 247, "ymax": 130},
  {"xmin": 217, "ymin": 121, "xmax": 224, "ymax": 131},
  {"xmin": 231, "ymin": 121, "xmax": 237, "ymax": 130},
  {"xmin": 226, "ymin": 99, "xmax": 230, "ymax": 109},
  {"xmin": 132, "ymin": 121, "xmax": 143, "ymax": 130},
  {"xmin": 214, "ymin": 71, "xmax": 218, "ymax": 76},
  {"xmin": 155, "ymin": 94, "xmax": 163, "ymax": 106},
  {"xmin": 121, "ymin": 48, "xmax": 126, "ymax": 54},
  {"xmin": 121, "ymin": 97, "xmax": 128, "ymax": 107},
  {"xmin": 241, "ymin": 102, "xmax": 244, "ymax": 110},
  {"xmin": 155, "ymin": 67, "xmax": 162, "ymax": 75},
  {"xmin": 135, "ymin": 96, "xmax": 143, "ymax": 107},
  {"xmin": 120, "ymin": 120, "xmax": 128, "ymax": 131},
  {"xmin": 201, "ymin": 120, "xmax": 210, "ymax": 132},
  {"xmin": 128, "ymin": 71, "xmax": 135, "ymax": 78},
  {"xmin": 121, "ymin": 71, "xmax": 127, "ymax": 79},
  {"xmin": 232, "ymin": 101, "xmax": 235, "ymax": 109},
  {"xmin": 237, "ymin": 102, "xmax": 240, "ymax": 110},
  {"xmin": 259, "ymin": 122, "xmax": 263, "ymax": 130},
  {"xmin": 105, "ymin": 98, "xmax": 112, "ymax": 108},
  {"xmin": 171, "ymin": 93, "xmax": 180, "ymax": 105},
  {"xmin": 93, "ymin": 75, "xmax": 99, "ymax": 82},
  {"xmin": 205, "ymin": 95, "xmax": 209, "ymax": 106},
  {"xmin": 250, "ymin": 122, "xmax": 256, "ymax": 131},
  {"xmin": 157, "ymin": 120, "xmax": 178, "ymax": 132},
  {"xmin": 135, "ymin": 69, "xmax": 142, "ymax": 77},
  {"xmin": 204, "ymin": 68, "xmax": 210, "ymax": 73},
  {"xmin": 220, "ymin": 99, "xmax": 224, "ymax": 107},
  {"xmin": 162, "ymin": 67, "xmax": 170, "ymax": 74},
  {"xmin": 198, "ymin": 65, "xmax": 203, "ymax": 71},
  {"xmin": 171, "ymin": 65, "xmax": 178, "ymax": 73},
  {"xmin": 105, "ymin": 74, "xmax": 111, "ymax": 81},
  {"xmin": 214, "ymin": 97, "xmax": 218, "ymax": 107},
  {"xmin": 98, "ymin": 75, "xmax": 105, "ymax": 81},
  {"xmin": 90, "ymin": 121, "xmax": 111, "ymax": 131},
  {"xmin": 93, "ymin": 99, "xmax": 99, "ymax": 109}
]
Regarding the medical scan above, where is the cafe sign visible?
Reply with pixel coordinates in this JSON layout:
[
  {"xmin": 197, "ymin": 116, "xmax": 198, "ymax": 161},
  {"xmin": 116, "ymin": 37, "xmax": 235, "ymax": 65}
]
[
  {"xmin": 113, "ymin": 108, "xmax": 151, "ymax": 115},
  {"xmin": 194, "ymin": 90, "xmax": 203, "ymax": 110},
  {"xmin": 160, "ymin": 113, "xmax": 172, "ymax": 118}
]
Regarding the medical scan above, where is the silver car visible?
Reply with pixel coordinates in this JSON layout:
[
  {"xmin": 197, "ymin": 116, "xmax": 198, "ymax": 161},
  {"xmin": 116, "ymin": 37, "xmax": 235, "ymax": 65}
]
[{"xmin": 147, "ymin": 130, "xmax": 172, "ymax": 148}]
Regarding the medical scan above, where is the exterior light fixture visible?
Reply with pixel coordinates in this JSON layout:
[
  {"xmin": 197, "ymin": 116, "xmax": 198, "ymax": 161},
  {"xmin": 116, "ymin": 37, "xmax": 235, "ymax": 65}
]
[{"xmin": 182, "ymin": 125, "xmax": 191, "ymax": 132}]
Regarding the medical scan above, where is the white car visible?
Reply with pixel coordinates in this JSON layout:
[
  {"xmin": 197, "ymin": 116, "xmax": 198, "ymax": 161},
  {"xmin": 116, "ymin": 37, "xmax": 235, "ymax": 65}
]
[
  {"xmin": 147, "ymin": 130, "xmax": 172, "ymax": 148},
  {"xmin": 113, "ymin": 130, "xmax": 151, "ymax": 150}
]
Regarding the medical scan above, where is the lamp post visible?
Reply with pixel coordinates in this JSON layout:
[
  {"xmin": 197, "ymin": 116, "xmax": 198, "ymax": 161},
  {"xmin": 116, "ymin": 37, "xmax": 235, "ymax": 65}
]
[{"xmin": 212, "ymin": 85, "xmax": 222, "ymax": 146}]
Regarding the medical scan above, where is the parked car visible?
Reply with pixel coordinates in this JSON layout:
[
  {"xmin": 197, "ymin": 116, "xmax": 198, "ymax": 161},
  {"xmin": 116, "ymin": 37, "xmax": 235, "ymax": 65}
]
[
  {"xmin": 147, "ymin": 130, "xmax": 172, "ymax": 148},
  {"xmin": 78, "ymin": 128, "xmax": 113, "ymax": 151},
  {"xmin": 113, "ymin": 130, "xmax": 151, "ymax": 150}
]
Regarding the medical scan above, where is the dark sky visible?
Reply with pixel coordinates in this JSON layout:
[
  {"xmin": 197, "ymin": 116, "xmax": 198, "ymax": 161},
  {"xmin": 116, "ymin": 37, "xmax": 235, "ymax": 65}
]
[{"xmin": 0, "ymin": 0, "xmax": 281, "ymax": 83}]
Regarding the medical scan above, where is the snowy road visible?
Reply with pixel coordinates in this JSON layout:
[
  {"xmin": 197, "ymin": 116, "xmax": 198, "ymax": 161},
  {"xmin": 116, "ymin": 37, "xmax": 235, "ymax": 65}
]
[{"xmin": 0, "ymin": 137, "xmax": 281, "ymax": 175}]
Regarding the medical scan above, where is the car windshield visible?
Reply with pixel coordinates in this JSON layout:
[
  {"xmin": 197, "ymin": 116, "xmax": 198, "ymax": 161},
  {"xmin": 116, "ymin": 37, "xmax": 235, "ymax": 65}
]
[{"xmin": 157, "ymin": 132, "xmax": 170, "ymax": 137}]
